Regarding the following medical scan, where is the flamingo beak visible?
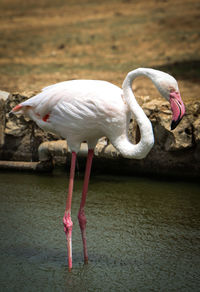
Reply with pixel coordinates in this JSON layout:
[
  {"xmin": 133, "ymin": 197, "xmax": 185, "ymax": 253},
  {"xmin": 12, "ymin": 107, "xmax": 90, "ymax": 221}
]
[{"xmin": 170, "ymin": 91, "xmax": 185, "ymax": 130}]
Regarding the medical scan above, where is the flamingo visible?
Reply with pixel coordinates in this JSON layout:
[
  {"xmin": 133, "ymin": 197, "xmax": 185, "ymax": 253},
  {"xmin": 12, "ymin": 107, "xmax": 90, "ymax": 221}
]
[{"xmin": 12, "ymin": 68, "xmax": 185, "ymax": 270}]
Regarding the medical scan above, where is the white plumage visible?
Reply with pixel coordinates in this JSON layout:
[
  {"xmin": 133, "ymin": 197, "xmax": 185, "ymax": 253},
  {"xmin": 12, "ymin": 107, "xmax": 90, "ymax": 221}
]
[{"xmin": 20, "ymin": 80, "xmax": 128, "ymax": 153}]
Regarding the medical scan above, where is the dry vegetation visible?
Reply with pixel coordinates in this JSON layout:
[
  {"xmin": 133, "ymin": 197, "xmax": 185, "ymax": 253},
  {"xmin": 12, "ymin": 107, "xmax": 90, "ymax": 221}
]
[{"xmin": 0, "ymin": 0, "xmax": 200, "ymax": 103}]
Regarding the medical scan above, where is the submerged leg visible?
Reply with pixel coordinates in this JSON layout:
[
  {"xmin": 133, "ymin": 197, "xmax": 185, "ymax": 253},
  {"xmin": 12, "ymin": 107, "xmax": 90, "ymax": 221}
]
[
  {"xmin": 63, "ymin": 151, "xmax": 76, "ymax": 270},
  {"xmin": 78, "ymin": 149, "xmax": 94, "ymax": 264}
]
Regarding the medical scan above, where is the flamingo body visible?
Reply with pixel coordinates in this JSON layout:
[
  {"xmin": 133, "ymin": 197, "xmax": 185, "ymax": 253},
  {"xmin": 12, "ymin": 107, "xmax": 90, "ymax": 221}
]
[
  {"xmin": 12, "ymin": 68, "xmax": 185, "ymax": 270},
  {"xmin": 20, "ymin": 80, "xmax": 128, "ymax": 153}
]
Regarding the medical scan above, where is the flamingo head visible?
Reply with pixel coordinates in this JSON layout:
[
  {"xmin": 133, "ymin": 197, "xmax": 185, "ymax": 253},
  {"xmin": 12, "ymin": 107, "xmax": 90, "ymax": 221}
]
[
  {"xmin": 169, "ymin": 89, "xmax": 185, "ymax": 130},
  {"xmin": 155, "ymin": 74, "xmax": 185, "ymax": 130}
]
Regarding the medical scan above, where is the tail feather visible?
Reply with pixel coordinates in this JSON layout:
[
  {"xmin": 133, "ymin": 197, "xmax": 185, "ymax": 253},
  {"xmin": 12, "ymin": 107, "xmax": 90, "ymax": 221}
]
[
  {"xmin": 11, "ymin": 104, "xmax": 32, "ymax": 114},
  {"xmin": 12, "ymin": 104, "xmax": 23, "ymax": 113}
]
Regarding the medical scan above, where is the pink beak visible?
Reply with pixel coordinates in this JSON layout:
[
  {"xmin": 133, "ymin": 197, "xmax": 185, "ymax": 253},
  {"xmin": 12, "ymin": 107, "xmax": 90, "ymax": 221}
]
[{"xmin": 169, "ymin": 91, "xmax": 185, "ymax": 130}]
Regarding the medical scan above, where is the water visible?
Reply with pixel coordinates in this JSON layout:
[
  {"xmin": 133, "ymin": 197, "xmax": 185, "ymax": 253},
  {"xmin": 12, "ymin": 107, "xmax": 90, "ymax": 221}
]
[{"xmin": 0, "ymin": 171, "xmax": 199, "ymax": 292}]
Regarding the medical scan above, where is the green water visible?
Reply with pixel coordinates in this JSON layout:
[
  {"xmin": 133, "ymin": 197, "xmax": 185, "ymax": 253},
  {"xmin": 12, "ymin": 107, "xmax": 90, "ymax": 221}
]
[{"xmin": 0, "ymin": 171, "xmax": 199, "ymax": 291}]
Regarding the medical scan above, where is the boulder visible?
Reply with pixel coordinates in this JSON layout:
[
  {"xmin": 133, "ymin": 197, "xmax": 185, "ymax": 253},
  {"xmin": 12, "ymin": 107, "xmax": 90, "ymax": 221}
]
[
  {"xmin": 0, "ymin": 93, "xmax": 59, "ymax": 161},
  {"xmin": 0, "ymin": 91, "xmax": 10, "ymax": 148}
]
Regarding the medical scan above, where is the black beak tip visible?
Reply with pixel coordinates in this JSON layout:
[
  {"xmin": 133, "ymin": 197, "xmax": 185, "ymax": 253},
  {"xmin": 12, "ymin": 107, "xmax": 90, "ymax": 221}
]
[
  {"xmin": 171, "ymin": 119, "xmax": 181, "ymax": 130},
  {"xmin": 9, "ymin": 110, "xmax": 14, "ymax": 116}
]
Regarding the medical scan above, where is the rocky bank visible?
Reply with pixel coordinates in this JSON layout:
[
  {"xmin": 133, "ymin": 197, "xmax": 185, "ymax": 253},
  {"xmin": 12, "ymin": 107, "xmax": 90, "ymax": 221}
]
[{"xmin": 0, "ymin": 91, "xmax": 199, "ymax": 178}]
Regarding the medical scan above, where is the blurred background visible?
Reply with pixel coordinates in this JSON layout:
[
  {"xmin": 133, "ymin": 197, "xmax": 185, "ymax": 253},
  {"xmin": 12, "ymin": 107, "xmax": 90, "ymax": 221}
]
[{"xmin": 0, "ymin": 0, "xmax": 199, "ymax": 102}]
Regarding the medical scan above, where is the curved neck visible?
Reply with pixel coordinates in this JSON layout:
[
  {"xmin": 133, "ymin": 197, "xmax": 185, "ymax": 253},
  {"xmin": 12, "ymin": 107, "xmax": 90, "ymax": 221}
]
[{"xmin": 115, "ymin": 68, "xmax": 155, "ymax": 159}]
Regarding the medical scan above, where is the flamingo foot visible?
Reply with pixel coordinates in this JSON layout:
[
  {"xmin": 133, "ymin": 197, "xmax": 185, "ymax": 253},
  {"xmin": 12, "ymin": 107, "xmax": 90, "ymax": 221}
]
[
  {"xmin": 78, "ymin": 209, "xmax": 88, "ymax": 264},
  {"xmin": 63, "ymin": 211, "xmax": 73, "ymax": 270}
]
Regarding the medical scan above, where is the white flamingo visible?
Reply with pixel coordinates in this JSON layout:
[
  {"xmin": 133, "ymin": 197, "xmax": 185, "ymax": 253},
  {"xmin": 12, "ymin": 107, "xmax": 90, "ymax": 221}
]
[{"xmin": 12, "ymin": 68, "xmax": 185, "ymax": 270}]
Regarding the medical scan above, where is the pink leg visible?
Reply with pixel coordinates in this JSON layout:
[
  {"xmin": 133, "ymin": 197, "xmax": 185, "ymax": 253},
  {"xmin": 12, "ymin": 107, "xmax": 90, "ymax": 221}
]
[
  {"xmin": 63, "ymin": 151, "xmax": 76, "ymax": 271},
  {"xmin": 78, "ymin": 149, "xmax": 94, "ymax": 264}
]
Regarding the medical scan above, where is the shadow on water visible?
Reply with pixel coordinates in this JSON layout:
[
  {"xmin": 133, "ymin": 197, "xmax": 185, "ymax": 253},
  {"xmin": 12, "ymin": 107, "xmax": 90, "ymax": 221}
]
[{"xmin": 0, "ymin": 171, "xmax": 200, "ymax": 291}]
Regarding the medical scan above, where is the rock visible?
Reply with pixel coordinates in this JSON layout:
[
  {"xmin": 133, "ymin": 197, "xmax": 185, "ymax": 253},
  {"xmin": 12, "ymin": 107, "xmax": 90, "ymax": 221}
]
[
  {"xmin": 38, "ymin": 140, "xmax": 68, "ymax": 161},
  {"xmin": 193, "ymin": 118, "xmax": 200, "ymax": 162},
  {"xmin": 0, "ymin": 100, "xmax": 5, "ymax": 147},
  {"xmin": 0, "ymin": 93, "xmax": 59, "ymax": 161},
  {"xmin": 143, "ymin": 99, "xmax": 195, "ymax": 151},
  {"xmin": 0, "ymin": 90, "xmax": 10, "ymax": 101},
  {"xmin": 0, "ymin": 91, "xmax": 10, "ymax": 148},
  {"xmin": 194, "ymin": 118, "xmax": 200, "ymax": 142}
]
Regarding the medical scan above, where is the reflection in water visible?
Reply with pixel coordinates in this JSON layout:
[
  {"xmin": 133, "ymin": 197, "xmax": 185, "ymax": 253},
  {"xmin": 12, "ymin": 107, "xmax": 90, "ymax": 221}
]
[{"xmin": 0, "ymin": 171, "xmax": 199, "ymax": 291}]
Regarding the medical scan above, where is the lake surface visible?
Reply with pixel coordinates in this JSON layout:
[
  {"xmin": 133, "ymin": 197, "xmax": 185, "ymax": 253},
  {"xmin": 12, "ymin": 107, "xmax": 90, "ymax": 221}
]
[{"xmin": 0, "ymin": 171, "xmax": 199, "ymax": 291}]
